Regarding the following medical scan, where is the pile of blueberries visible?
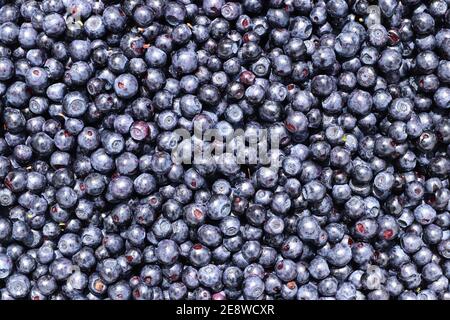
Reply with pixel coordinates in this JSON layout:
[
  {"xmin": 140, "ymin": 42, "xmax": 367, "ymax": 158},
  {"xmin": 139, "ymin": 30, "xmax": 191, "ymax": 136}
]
[{"xmin": 0, "ymin": 0, "xmax": 450, "ymax": 301}]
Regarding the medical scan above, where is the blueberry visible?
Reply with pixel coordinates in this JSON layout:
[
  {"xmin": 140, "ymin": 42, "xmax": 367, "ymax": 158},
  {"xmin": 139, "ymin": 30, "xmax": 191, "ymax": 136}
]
[
  {"xmin": 113, "ymin": 73, "xmax": 139, "ymax": 99},
  {"xmin": 0, "ymin": 254, "xmax": 13, "ymax": 279},
  {"xmin": 242, "ymin": 275, "xmax": 263, "ymax": 299},
  {"xmin": 42, "ymin": 13, "xmax": 65, "ymax": 37},
  {"xmin": 6, "ymin": 273, "xmax": 31, "ymax": 298},
  {"xmin": 0, "ymin": 57, "xmax": 14, "ymax": 80},
  {"xmin": 0, "ymin": 0, "xmax": 448, "ymax": 301}
]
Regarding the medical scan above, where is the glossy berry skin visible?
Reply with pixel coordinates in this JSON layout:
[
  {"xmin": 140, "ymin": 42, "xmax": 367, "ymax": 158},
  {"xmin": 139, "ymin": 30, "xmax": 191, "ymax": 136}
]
[
  {"xmin": 156, "ymin": 239, "xmax": 179, "ymax": 265},
  {"xmin": 114, "ymin": 73, "xmax": 139, "ymax": 99},
  {"xmin": 0, "ymin": 0, "xmax": 449, "ymax": 302}
]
